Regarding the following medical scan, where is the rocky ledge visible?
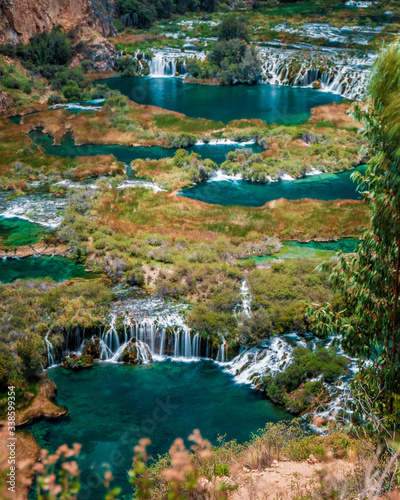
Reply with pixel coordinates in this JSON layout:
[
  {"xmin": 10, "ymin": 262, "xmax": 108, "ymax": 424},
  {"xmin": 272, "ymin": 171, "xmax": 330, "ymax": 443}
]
[
  {"xmin": 0, "ymin": 377, "xmax": 68, "ymax": 428},
  {"xmin": 0, "ymin": 242, "xmax": 70, "ymax": 259}
]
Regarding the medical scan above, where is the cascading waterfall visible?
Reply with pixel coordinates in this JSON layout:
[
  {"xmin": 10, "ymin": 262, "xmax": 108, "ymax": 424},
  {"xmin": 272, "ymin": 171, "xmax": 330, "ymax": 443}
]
[
  {"xmin": 47, "ymin": 287, "xmax": 355, "ymax": 420},
  {"xmin": 141, "ymin": 49, "xmax": 206, "ymax": 77},
  {"xmin": 216, "ymin": 338, "xmax": 228, "ymax": 363},
  {"xmin": 257, "ymin": 44, "xmax": 374, "ymax": 100},
  {"xmin": 102, "ymin": 314, "xmax": 120, "ymax": 353},
  {"xmin": 45, "ymin": 332, "xmax": 55, "ymax": 367},
  {"xmin": 224, "ymin": 332, "xmax": 358, "ymax": 421},
  {"xmin": 139, "ymin": 42, "xmax": 374, "ymax": 99},
  {"xmin": 239, "ymin": 280, "xmax": 252, "ymax": 318},
  {"xmin": 59, "ymin": 293, "xmax": 210, "ymax": 365}
]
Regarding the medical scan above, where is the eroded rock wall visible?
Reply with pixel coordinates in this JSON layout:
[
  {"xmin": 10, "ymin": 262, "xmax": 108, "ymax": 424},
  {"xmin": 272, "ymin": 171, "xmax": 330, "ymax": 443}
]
[{"xmin": 0, "ymin": 0, "xmax": 115, "ymax": 44}]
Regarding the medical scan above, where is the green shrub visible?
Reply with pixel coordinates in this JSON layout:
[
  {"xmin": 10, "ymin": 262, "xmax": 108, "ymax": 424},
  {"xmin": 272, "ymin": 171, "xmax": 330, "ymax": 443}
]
[
  {"xmin": 262, "ymin": 346, "xmax": 348, "ymax": 413},
  {"xmin": 126, "ymin": 269, "xmax": 145, "ymax": 287},
  {"xmin": 2, "ymin": 75, "xmax": 31, "ymax": 93},
  {"xmin": 62, "ymin": 82, "xmax": 81, "ymax": 100}
]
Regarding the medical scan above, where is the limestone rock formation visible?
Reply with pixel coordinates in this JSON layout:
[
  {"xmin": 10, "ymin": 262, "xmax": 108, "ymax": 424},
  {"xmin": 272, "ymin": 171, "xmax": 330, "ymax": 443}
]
[
  {"xmin": 63, "ymin": 354, "xmax": 94, "ymax": 370},
  {"xmin": 0, "ymin": 0, "xmax": 116, "ymax": 44},
  {"xmin": 82, "ymin": 336, "xmax": 101, "ymax": 359},
  {"xmin": 0, "ymin": 86, "xmax": 7, "ymax": 112},
  {"xmin": 70, "ymin": 27, "xmax": 117, "ymax": 72},
  {"xmin": 122, "ymin": 339, "xmax": 152, "ymax": 365}
]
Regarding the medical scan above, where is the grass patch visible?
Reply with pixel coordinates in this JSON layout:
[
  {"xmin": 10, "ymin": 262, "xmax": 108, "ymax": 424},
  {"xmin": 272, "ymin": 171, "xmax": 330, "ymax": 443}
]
[{"xmin": 154, "ymin": 113, "xmax": 224, "ymax": 133}]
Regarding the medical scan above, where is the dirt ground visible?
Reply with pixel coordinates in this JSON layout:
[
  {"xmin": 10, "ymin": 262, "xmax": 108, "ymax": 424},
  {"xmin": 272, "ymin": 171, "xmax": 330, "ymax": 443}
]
[{"xmin": 231, "ymin": 459, "xmax": 354, "ymax": 500}]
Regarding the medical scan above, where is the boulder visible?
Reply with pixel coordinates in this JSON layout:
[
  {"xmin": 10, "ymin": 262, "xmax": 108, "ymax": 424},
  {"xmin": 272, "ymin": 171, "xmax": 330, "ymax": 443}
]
[
  {"xmin": 122, "ymin": 339, "xmax": 152, "ymax": 365},
  {"xmin": 70, "ymin": 27, "xmax": 117, "ymax": 72},
  {"xmin": 312, "ymin": 415, "xmax": 327, "ymax": 427},
  {"xmin": 313, "ymin": 80, "xmax": 322, "ymax": 90},
  {"xmin": 82, "ymin": 337, "xmax": 101, "ymax": 359},
  {"xmin": 63, "ymin": 354, "xmax": 94, "ymax": 370},
  {"xmin": 307, "ymin": 454, "xmax": 319, "ymax": 465}
]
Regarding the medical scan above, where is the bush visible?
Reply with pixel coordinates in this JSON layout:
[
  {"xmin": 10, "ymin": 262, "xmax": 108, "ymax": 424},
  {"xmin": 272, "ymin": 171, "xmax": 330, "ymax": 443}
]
[
  {"xmin": 218, "ymin": 14, "xmax": 249, "ymax": 42},
  {"xmin": 188, "ymin": 29, "xmax": 261, "ymax": 85},
  {"xmin": 2, "ymin": 75, "xmax": 31, "ymax": 93},
  {"xmin": 52, "ymin": 67, "xmax": 90, "ymax": 91},
  {"xmin": 11, "ymin": 28, "xmax": 72, "ymax": 67},
  {"xmin": 238, "ymin": 309, "xmax": 272, "ymax": 346},
  {"xmin": 15, "ymin": 334, "xmax": 44, "ymax": 381},
  {"xmin": 115, "ymin": 55, "xmax": 141, "ymax": 76},
  {"xmin": 62, "ymin": 82, "xmax": 81, "ymax": 100},
  {"xmin": 126, "ymin": 269, "xmax": 145, "ymax": 287},
  {"xmin": 262, "ymin": 346, "xmax": 348, "ymax": 412}
]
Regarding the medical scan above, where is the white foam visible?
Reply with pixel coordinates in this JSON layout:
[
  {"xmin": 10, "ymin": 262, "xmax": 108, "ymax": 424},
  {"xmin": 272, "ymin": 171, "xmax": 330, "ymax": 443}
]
[{"xmin": 208, "ymin": 170, "xmax": 243, "ymax": 182}]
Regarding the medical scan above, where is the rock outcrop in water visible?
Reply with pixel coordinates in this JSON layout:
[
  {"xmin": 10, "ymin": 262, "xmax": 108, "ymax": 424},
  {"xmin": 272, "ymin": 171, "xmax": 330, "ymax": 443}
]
[
  {"xmin": 121, "ymin": 338, "xmax": 152, "ymax": 364},
  {"xmin": 63, "ymin": 354, "xmax": 94, "ymax": 370},
  {"xmin": 82, "ymin": 336, "xmax": 102, "ymax": 359},
  {"xmin": 0, "ymin": 0, "xmax": 115, "ymax": 44}
]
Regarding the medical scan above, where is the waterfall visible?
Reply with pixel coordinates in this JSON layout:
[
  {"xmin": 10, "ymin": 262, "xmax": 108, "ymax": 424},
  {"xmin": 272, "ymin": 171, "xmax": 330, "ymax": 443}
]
[
  {"xmin": 45, "ymin": 332, "xmax": 56, "ymax": 367},
  {"xmin": 108, "ymin": 339, "xmax": 151, "ymax": 364},
  {"xmin": 58, "ymin": 294, "xmax": 216, "ymax": 365},
  {"xmin": 142, "ymin": 49, "xmax": 206, "ymax": 77},
  {"xmin": 216, "ymin": 338, "xmax": 228, "ymax": 363},
  {"xmin": 238, "ymin": 280, "xmax": 252, "ymax": 318},
  {"xmin": 224, "ymin": 332, "xmax": 359, "ymax": 421},
  {"xmin": 102, "ymin": 314, "xmax": 120, "ymax": 353},
  {"xmin": 257, "ymin": 44, "xmax": 373, "ymax": 100},
  {"xmin": 131, "ymin": 41, "xmax": 373, "ymax": 99}
]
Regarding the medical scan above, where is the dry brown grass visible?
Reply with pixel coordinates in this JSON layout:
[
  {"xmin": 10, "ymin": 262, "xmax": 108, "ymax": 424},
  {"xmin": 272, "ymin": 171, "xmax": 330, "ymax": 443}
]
[
  {"xmin": 73, "ymin": 155, "xmax": 125, "ymax": 179},
  {"xmin": 96, "ymin": 188, "xmax": 369, "ymax": 243},
  {"xmin": 309, "ymin": 102, "xmax": 362, "ymax": 129}
]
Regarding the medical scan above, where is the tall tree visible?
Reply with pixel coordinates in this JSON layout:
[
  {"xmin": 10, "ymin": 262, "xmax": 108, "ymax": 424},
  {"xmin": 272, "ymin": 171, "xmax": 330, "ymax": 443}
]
[{"xmin": 308, "ymin": 44, "xmax": 400, "ymax": 423}]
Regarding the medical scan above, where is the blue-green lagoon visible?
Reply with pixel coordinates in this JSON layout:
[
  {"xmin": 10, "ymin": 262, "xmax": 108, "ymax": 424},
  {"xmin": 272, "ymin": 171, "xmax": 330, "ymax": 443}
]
[
  {"xmin": 0, "ymin": 216, "xmax": 50, "ymax": 247},
  {"xmin": 180, "ymin": 168, "xmax": 365, "ymax": 207},
  {"xmin": 98, "ymin": 77, "xmax": 342, "ymax": 124},
  {"xmin": 29, "ymin": 128, "xmax": 263, "ymax": 166},
  {"xmin": 28, "ymin": 361, "xmax": 290, "ymax": 499},
  {"xmin": 0, "ymin": 256, "xmax": 94, "ymax": 283}
]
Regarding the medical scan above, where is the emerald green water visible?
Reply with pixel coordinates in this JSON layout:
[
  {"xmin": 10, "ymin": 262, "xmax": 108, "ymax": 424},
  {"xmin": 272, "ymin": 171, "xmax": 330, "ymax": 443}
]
[
  {"xmin": 180, "ymin": 167, "xmax": 365, "ymax": 206},
  {"xmin": 0, "ymin": 217, "xmax": 49, "ymax": 247},
  {"xmin": 28, "ymin": 362, "xmax": 290, "ymax": 499},
  {"xmin": 29, "ymin": 129, "xmax": 262, "ymax": 166},
  {"xmin": 254, "ymin": 239, "xmax": 359, "ymax": 262},
  {"xmin": 98, "ymin": 77, "xmax": 342, "ymax": 124},
  {"xmin": 0, "ymin": 256, "xmax": 91, "ymax": 283},
  {"xmin": 8, "ymin": 115, "xmax": 22, "ymax": 124}
]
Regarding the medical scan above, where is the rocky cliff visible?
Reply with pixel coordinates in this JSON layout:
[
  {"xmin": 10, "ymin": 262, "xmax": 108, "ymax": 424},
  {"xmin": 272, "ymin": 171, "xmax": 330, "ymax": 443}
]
[{"xmin": 0, "ymin": 0, "xmax": 115, "ymax": 44}]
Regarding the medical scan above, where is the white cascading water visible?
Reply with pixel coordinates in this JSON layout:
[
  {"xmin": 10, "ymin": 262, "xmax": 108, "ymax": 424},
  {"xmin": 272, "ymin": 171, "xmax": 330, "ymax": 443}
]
[
  {"xmin": 54, "ymin": 291, "xmax": 206, "ymax": 365},
  {"xmin": 43, "ymin": 285, "xmax": 356, "ymax": 420},
  {"xmin": 141, "ymin": 49, "xmax": 206, "ymax": 77},
  {"xmin": 224, "ymin": 332, "xmax": 359, "ymax": 421},
  {"xmin": 257, "ymin": 44, "xmax": 374, "ymax": 100},
  {"xmin": 45, "ymin": 331, "xmax": 55, "ymax": 367},
  {"xmin": 216, "ymin": 338, "xmax": 228, "ymax": 363},
  {"xmin": 239, "ymin": 280, "xmax": 252, "ymax": 318},
  {"xmin": 141, "ymin": 39, "xmax": 376, "ymax": 99},
  {"xmin": 0, "ymin": 192, "xmax": 66, "ymax": 229}
]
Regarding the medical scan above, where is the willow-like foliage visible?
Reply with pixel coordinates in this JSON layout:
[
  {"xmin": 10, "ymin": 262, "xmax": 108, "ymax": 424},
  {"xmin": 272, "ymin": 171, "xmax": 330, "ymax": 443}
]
[{"xmin": 308, "ymin": 43, "xmax": 400, "ymax": 419}]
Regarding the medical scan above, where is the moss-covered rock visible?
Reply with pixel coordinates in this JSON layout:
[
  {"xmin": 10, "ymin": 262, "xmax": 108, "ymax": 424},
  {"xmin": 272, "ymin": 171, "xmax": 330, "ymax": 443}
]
[
  {"xmin": 121, "ymin": 339, "xmax": 152, "ymax": 364},
  {"xmin": 63, "ymin": 354, "xmax": 94, "ymax": 370},
  {"xmin": 82, "ymin": 337, "xmax": 101, "ymax": 359}
]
